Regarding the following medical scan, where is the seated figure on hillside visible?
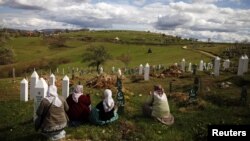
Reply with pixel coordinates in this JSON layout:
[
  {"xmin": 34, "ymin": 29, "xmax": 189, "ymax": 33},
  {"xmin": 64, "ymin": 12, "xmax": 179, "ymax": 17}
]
[
  {"xmin": 142, "ymin": 85, "xmax": 174, "ymax": 125},
  {"xmin": 89, "ymin": 89, "xmax": 118, "ymax": 125},
  {"xmin": 66, "ymin": 85, "xmax": 91, "ymax": 126},
  {"xmin": 36, "ymin": 85, "xmax": 69, "ymax": 140}
]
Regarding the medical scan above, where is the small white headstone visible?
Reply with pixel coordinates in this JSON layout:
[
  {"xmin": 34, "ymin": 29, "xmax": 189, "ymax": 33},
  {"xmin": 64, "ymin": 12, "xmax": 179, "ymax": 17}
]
[
  {"xmin": 238, "ymin": 56, "xmax": 244, "ymax": 76},
  {"xmin": 30, "ymin": 71, "xmax": 39, "ymax": 100},
  {"xmin": 139, "ymin": 64, "xmax": 143, "ymax": 75},
  {"xmin": 34, "ymin": 78, "xmax": 48, "ymax": 120},
  {"xmin": 12, "ymin": 68, "xmax": 16, "ymax": 82},
  {"xmin": 144, "ymin": 63, "xmax": 150, "ymax": 81},
  {"xmin": 174, "ymin": 63, "xmax": 178, "ymax": 66},
  {"xmin": 56, "ymin": 68, "xmax": 59, "ymax": 73},
  {"xmin": 62, "ymin": 75, "xmax": 69, "ymax": 98},
  {"xmin": 199, "ymin": 60, "xmax": 204, "ymax": 71},
  {"xmin": 188, "ymin": 62, "xmax": 192, "ymax": 72},
  {"xmin": 223, "ymin": 59, "xmax": 230, "ymax": 70},
  {"xmin": 118, "ymin": 68, "xmax": 122, "ymax": 77},
  {"xmin": 214, "ymin": 57, "xmax": 221, "ymax": 76},
  {"xmin": 158, "ymin": 64, "xmax": 161, "ymax": 70},
  {"xmin": 181, "ymin": 58, "xmax": 185, "ymax": 72},
  {"xmin": 49, "ymin": 73, "xmax": 56, "ymax": 86},
  {"xmin": 112, "ymin": 66, "xmax": 115, "ymax": 73},
  {"xmin": 99, "ymin": 67, "xmax": 103, "ymax": 74},
  {"xmin": 243, "ymin": 55, "xmax": 249, "ymax": 73},
  {"xmin": 202, "ymin": 62, "xmax": 206, "ymax": 70},
  {"xmin": 20, "ymin": 78, "xmax": 28, "ymax": 102}
]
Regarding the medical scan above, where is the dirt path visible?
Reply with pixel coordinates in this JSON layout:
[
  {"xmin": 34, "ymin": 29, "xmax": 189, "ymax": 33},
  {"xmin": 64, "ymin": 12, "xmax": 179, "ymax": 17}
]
[{"xmin": 196, "ymin": 50, "xmax": 217, "ymax": 58}]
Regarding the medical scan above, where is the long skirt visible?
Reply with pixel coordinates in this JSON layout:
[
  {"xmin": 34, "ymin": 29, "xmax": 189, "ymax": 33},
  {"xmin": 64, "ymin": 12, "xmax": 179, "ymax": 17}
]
[{"xmin": 142, "ymin": 103, "xmax": 174, "ymax": 125}]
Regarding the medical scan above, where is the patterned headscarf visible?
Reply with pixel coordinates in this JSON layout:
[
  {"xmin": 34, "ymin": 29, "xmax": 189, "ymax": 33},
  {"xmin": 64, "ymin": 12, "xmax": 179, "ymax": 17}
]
[{"xmin": 72, "ymin": 85, "xmax": 83, "ymax": 103}]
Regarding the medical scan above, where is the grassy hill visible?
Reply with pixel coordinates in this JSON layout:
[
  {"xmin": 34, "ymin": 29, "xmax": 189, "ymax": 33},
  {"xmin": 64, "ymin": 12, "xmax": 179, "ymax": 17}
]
[
  {"xmin": 1, "ymin": 30, "xmax": 249, "ymax": 141},
  {"xmin": 0, "ymin": 30, "xmax": 216, "ymax": 78}
]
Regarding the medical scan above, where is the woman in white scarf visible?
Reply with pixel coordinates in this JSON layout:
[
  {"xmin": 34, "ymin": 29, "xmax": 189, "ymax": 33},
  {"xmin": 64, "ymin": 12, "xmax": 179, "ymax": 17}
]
[
  {"xmin": 96, "ymin": 89, "xmax": 115, "ymax": 121},
  {"xmin": 36, "ymin": 85, "xmax": 69, "ymax": 140},
  {"xmin": 103, "ymin": 89, "xmax": 115, "ymax": 112},
  {"xmin": 45, "ymin": 85, "xmax": 62, "ymax": 107},
  {"xmin": 72, "ymin": 85, "xmax": 83, "ymax": 103}
]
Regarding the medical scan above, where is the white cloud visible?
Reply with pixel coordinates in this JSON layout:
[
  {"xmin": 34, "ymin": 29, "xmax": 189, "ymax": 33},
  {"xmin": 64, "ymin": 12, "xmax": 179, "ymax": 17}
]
[{"xmin": 0, "ymin": 0, "xmax": 250, "ymax": 42}]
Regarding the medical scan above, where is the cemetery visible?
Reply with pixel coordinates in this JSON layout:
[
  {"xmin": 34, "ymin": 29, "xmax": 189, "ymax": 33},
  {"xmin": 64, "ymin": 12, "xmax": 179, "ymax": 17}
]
[{"xmin": 0, "ymin": 30, "xmax": 250, "ymax": 141}]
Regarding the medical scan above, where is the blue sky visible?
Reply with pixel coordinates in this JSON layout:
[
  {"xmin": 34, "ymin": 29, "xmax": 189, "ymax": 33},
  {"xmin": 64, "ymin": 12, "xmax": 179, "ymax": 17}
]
[{"xmin": 0, "ymin": 0, "xmax": 250, "ymax": 42}]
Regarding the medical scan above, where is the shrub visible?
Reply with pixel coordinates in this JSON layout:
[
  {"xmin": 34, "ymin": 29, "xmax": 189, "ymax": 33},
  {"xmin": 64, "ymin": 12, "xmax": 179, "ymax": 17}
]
[{"xmin": 0, "ymin": 46, "xmax": 15, "ymax": 65}]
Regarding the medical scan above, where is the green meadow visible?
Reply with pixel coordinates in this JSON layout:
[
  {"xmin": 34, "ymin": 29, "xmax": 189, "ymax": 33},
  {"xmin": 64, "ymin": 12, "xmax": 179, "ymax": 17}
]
[{"xmin": 0, "ymin": 30, "xmax": 249, "ymax": 141}]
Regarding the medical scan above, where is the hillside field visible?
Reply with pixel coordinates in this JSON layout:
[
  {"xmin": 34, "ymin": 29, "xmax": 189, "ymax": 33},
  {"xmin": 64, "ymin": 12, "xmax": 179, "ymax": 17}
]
[{"xmin": 0, "ymin": 30, "xmax": 249, "ymax": 141}]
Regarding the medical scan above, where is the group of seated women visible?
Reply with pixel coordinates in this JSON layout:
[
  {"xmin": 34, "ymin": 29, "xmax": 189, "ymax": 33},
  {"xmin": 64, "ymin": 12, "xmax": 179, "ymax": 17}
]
[{"xmin": 35, "ymin": 84, "xmax": 174, "ymax": 140}]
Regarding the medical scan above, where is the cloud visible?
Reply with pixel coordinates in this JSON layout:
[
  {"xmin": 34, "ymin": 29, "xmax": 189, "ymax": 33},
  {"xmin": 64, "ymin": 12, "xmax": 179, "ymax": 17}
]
[
  {"xmin": 154, "ymin": 1, "xmax": 250, "ymax": 42},
  {"xmin": 191, "ymin": 0, "xmax": 221, "ymax": 3},
  {"xmin": 155, "ymin": 13, "xmax": 192, "ymax": 30},
  {"xmin": 0, "ymin": 0, "xmax": 250, "ymax": 42}
]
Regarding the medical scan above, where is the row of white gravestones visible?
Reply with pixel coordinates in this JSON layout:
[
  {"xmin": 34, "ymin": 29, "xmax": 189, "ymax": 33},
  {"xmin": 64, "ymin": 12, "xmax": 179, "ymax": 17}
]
[
  {"xmin": 238, "ymin": 55, "xmax": 249, "ymax": 76},
  {"xmin": 181, "ymin": 58, "xmax": 215, "ymax": 73},
  {"xmin": 20, "ymin": 71, "xmax": 70, "ymax": 120}
]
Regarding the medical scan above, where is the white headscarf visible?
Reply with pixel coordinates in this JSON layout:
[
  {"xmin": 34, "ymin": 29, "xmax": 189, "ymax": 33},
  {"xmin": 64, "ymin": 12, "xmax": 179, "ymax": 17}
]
[
  {"xmin": 103, "ymin": 89, "xmax": 114, "ymax": 112},
  {"xmin": 45, "ymin": 85, "xmax": 62, "ymax": 107},
  {"xmin": 72, "ymin": 85, "xmax": 83, "ymax": 103}
]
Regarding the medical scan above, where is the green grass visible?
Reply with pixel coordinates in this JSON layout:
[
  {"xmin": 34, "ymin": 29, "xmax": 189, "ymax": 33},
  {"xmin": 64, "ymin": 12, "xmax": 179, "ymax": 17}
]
[
  {"xmin": 0, "ymin": 72, "xmax": 250, "ymax": 141},
  {"xmin": 0, "ymin": 30, "xmax": 249, "ymax": 141}
]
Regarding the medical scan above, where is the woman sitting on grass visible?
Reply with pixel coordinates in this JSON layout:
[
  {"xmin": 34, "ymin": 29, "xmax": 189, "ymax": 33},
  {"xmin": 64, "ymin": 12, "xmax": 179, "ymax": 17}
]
[
  {"xmin": 96, "ymin": 89, "xmax": 115, "ymax": 121},
  {"xmin": 66, "ymin": 85, "xmax": 91, "ymax": 126},
  {"xmin": 142, "ymin": 85, "xmax": 174, "ymax": 125},
  {"xmin": 89, "ymin": 89, "xmax": 118, "ymax": 125},
  {"xmin": 36, "ymin": 85, "xmax": 69, "ymax": 140}
]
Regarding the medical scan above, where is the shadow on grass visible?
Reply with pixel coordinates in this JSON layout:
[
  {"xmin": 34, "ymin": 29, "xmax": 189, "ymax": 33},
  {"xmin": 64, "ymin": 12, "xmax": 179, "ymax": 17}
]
[{"xmin": 204, "ymin": 94, "xmax": 241, "ymax": 107}]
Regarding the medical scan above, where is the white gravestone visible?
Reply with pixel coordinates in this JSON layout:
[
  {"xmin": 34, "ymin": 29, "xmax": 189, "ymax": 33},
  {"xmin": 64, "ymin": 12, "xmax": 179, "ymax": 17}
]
[
  {"xmin": 56, "ymin": 68, "xmax": 59, "ymax": 73},
  {"xmin": 188, "ymin": 62, "xmax": 192, "ymax": 72},
  {"xmin": 181, "ymin": 58, "xmax": 185, "ymax": 72},
  {"xmin": 158, "ymin": 64, "xmax": 162, "ymax": 70},
  {"xmin": 199, "ymin": 60, "xmax": 204, "ymax": 71},
  {"xmin": 20, "ymin": 78, "xmax": 28, "ymax": 102},
  {"xmin": 243, "ymin": 55, "xmax": 249, "ymax": 73},
  {"xmin": 62, "ymin": 75, "xmax": 69, "ymax": 98},
  {"xmin": 203, "ymin": 62, "xmax": 207, "ymax": 70},
  {"xmin": 208, "ymin": 62, "xmax": 213, "ymax": 70},
  {"xmin": 118, "ymin": 68, "xmax": 122, "ymax": 77},
  {"xmin": 214, "ymin": 57, "xmax": 221, "ymax": 76},
  {"xmin": 237, "ymin": 56, "xmax": 244, "ymax": 76},
  {"xmin": 139, "ymin": 64, "xmax": 143, "ymax": 75},
  {"xmin": 34, "ymin": 78, "xmax": 48, "ymax": 120},
  {"xmin": 144, "ymin": 63, "xmax": 150, "ymax": 81},
  {"xmin": 223, "ymin": 59, "xmax": 230, "ymax": 70},
  {"xmin": 13, "ymin": 68, "xmax": 16, "ymax": 82},
  {"xmin": 49, "ymin": 73, "xmax": 56, "ymax": 86},
  {"xmin": 99, "ymin": 67, "xmax": 103, "ymax": 74},
  {"xmin": 30, "ymin": 71, "xmax": 39, "ymax": 100},
  {"xmin": 112, "ymin": 66, "xmax": 115, "ymax": 73}
]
